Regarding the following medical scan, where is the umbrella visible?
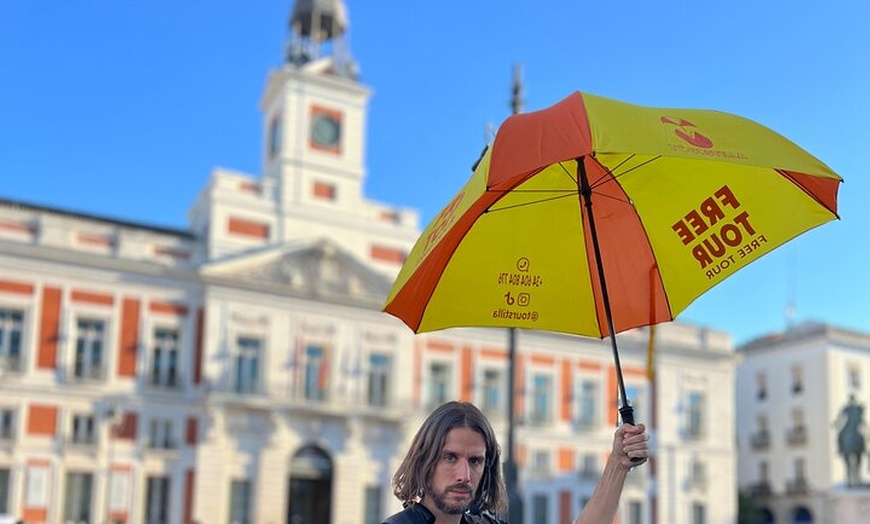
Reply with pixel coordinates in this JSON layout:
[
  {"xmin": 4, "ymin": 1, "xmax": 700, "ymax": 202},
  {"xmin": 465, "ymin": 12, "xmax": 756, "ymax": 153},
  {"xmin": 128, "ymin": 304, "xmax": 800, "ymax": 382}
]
[{"xmin": 383, "ymin": 91, "xmax": 841, "ymax": 424}]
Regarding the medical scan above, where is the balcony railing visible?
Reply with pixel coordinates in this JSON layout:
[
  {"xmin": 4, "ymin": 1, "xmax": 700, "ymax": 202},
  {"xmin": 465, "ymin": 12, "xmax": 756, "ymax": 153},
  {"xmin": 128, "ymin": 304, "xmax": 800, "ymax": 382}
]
[
  {"xmin": 0, "ymin": 354, "xmax": 22, "ymax": 373},
  {"xmin": 786, "ymin": 477, "xmax": 809, "ymax": 495},
  {"xmin": 786, "ymin": 425, "xmax": 808, "ymax": 446},
  {"xmin": 748, "ymin": 481, "xmax": 773, "ymax": 497},
  {"xmin": 72, "ymin": 364, "xmax": 105, "ymax": 381},
  {"xmin": 750, "ymin": 430, "xmax": 771, "ymax": 450}
]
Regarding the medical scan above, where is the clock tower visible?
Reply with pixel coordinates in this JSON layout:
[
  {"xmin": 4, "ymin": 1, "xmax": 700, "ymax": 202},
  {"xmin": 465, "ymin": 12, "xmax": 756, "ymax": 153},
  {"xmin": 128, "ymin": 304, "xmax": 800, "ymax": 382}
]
[
  {"xmin": 193, "ymin": 0, "xmax": 417, "ymax": 275},
  {"xmin": 259, "ymin": 0, "xmax": 387, "ymax": 237}
]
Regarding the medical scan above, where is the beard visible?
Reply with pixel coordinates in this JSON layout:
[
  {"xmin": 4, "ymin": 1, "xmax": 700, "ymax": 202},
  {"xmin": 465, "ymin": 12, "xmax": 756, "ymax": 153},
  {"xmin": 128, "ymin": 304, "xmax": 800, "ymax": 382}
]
[{"xmin": 428, "ymin": 483, "xmax": 475, "ymax": 515}]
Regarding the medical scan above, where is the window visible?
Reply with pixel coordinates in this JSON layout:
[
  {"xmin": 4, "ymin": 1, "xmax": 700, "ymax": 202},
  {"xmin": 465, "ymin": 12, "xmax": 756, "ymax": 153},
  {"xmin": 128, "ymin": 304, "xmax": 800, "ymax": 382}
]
[
  {"xmin": 228, "ymin": 479, "xmax": 253, "ymax": 524},
  {"xmin": 363, "ymin": 485, "xmax": 382, "ymax": 524},
  {"xmin": 759, "ymin": 461, "xmax": 769, "ymax": 482},
  {"xmin": 234, "ymin": 336, "xmax": 261, "ymax": 395},
  {"xmin": 531, "ymin": 450, "xmax": 550, "ymax": 477},
  {"xmin": 692, "ymin": 502, "xmax": 706, "ymax": 524},
  {"xmin": 63, "ymin": 471, "xmax": 93, "ymax": 523},
  {"xmin": 0, "ymin": 468, "xmax": 9, "ymax": 514},
  {"xmin": 575, "ymin": 379, "xmax": 598, "ymax": 429},
  {"xmin": 795, "ymin": 457, "xmax": 806, "ymax": 481},
  {"xmin": 150, "ymin": 328, "xmax": 180, "ymax": 388},
  {"xmin": 791, "ymin": 366, "xmax": 804, "ymax": 394},
  {"xmin": 0, "ymin": 409, "xmax": 13, "ymax": 440},
  {"xmin": 148, "ymin": 419, "xmax": 175, "ymax": 449},
  {"xmin": 687, "ymin": 392, "xmax": 705, "ymax": 439},
  {"xmin": 481, "ymin": 368, "xmax": 504, "ymax": 417},
  {"xmin": 145, "ymin": 475, "xmax": 170, "ymax": 524},
  {"xmin": 268, "ymin": 115, "xmax": 282, "ymax": 159},
  {"xmin": 71, "ymin": 414, "xmax": 96, "ymax": 445},
  {"xmin": 428, "ymin": 362, "xmax": 451, "ymax": 408},
  {"xmin": 580, "ymin": 454, "xmax": 599, "ymax": 480},
  {"xmin": 756, "ymin": 373, "xmax": 767, "ymax": 400},
  {"xmin": 849, "ymin": 362, "xmax": 861, "ymax": 390},
  {"xmin": 367, "ymin": 353, "xmax": 391, "ymax": 407},
  {"xmin": 789, "ymin": 407, "xmax": 807, "ymax": 445},
  {"xmin": 74, "ymin": 319, "xmax": 105, "ymax": 380},
  {"xmin": 304, "ymin": 343, "xmax": 329, "ymax": 401},
  {"xmin": 532, "ymin": 494, "xmax": 548, "ymax": 523},
  {"xmin": 689, "ymin": 458, "xmax": 706, "ymax": 489},
  {"xmin": 629, "ymin": 501, "xmax": 643, "ymax": 524},
  {"xmin": 752, "ymin": 414, "xmax": 770, "ymax": 448},
  {"xmin": 529, "ymin": 374, "xmax": 552, "ymax": 424},
  {"xmin": 0, "ymin": 309, "xmax": 23, "ymax": 373}
]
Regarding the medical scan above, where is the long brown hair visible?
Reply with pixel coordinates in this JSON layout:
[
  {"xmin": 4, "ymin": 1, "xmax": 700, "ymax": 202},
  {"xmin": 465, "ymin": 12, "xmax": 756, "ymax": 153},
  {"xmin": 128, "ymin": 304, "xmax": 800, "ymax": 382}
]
[{"xmin": 392, "ymin": 401, "xmax": 507, "ymax": 515}]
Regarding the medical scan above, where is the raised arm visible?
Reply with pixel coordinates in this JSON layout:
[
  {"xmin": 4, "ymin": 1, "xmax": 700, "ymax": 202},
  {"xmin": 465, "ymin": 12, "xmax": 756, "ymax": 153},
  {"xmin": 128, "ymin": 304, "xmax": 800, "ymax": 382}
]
[{"xmin": 573, "ymin": 423, "xmax": 649, "ymax": 524}]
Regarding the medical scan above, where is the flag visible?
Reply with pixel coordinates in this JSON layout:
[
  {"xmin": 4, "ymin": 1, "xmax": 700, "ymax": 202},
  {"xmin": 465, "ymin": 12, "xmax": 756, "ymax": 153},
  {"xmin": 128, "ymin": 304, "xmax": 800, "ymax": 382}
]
[
  {"xmin": 646, "ymin": 266, "xmax": 658, "ymax": 381},
  {"xmin": 646, "ymin": 324, "xmax": 656, "ymax": 381},
  {"xmin": 316, "ymin": 346, "xmax": 330, "ymax": 393}
]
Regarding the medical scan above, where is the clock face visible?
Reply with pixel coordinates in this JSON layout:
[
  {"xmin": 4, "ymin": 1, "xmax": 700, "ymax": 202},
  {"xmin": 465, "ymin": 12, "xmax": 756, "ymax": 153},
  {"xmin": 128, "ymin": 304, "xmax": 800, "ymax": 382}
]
[{"xmin": 311, "ymin": 113, "xmax": 341, "ymax": 149}]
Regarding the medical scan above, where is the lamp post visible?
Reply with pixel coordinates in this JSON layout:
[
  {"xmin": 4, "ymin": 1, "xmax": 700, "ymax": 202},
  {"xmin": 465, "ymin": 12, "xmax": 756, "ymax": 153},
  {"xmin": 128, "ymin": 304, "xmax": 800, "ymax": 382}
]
[{"xmin": 505, "ymin": 63, "xmax": 525, "ymax": 524}]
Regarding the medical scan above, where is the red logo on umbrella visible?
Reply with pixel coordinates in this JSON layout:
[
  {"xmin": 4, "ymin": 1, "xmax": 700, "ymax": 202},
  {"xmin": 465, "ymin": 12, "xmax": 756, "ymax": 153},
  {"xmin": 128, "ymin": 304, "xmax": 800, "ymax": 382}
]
[{"xmin": 661, "ymin": 117, "xmax": 713, "ymax": 149}]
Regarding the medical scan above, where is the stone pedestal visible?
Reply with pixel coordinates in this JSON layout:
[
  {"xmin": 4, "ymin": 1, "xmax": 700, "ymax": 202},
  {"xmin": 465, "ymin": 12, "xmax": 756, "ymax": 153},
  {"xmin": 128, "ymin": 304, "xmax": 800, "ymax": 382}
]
[{"xmin": 827, "ymin": 487, "xmax": 870, "ymax": 524}]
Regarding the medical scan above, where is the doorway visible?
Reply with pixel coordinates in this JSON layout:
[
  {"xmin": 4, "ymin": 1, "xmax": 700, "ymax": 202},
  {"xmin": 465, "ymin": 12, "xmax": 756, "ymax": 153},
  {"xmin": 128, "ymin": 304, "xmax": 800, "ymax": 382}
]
[{"xmin": 287, "ymin": 445, "xmax": 332, "ymax": 524}]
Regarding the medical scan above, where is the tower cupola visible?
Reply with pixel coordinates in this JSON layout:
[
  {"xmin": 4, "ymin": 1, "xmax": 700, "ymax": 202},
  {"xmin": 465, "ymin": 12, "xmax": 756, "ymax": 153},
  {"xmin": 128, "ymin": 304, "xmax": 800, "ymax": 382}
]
[{"xmin": 287, "ymin": 0, "xmax": 357, "ymax": 79}]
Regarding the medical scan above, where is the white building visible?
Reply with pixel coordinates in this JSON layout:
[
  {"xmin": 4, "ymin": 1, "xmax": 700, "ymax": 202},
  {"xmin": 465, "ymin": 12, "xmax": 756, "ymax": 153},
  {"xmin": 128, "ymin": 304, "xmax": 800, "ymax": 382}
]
[
  {"xmin": 736, "ymin": 322, "xmax": 870, "ymax": 524},
  {"xmin": 0, "ymin": 1, "xmax": 737, "ymax": 523}
]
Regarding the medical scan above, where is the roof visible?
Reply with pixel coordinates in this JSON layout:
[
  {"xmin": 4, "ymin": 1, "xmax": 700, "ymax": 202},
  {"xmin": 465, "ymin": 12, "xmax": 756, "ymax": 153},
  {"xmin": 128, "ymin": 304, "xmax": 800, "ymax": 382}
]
[{"xmin": 0, "ymin": 197, "xmax": 195, "ymax": 239}]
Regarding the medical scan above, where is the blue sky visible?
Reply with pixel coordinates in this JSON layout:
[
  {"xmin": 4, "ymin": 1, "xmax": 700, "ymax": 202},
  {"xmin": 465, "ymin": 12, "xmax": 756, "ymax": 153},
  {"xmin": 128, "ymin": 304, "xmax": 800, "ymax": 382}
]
[{"xmin": 1, "ymin": 1, "xmax": 867, "ymax": 345}]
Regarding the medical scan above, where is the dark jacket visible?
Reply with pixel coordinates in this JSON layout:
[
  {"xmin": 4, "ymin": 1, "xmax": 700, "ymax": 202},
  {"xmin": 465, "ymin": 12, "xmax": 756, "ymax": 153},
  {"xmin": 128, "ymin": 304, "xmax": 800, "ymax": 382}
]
[{"xmin": 382, "ymin": 503, "xmax": 505, "ymax": 524}]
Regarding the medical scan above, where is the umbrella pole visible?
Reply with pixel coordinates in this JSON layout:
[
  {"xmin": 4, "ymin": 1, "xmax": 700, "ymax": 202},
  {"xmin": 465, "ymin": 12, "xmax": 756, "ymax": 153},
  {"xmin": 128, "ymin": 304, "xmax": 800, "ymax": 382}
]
[{"xmin": 577, "ymin": 158, "xmax": 637, "ymax": 426}]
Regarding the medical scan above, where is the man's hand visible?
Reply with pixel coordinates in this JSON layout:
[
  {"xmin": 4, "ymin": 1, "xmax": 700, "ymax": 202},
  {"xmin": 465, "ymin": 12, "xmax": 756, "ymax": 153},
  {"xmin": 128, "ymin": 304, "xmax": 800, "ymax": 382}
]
[{"xmin": 612, "ymin": 423, "xmax": 649, "ymax": 470}]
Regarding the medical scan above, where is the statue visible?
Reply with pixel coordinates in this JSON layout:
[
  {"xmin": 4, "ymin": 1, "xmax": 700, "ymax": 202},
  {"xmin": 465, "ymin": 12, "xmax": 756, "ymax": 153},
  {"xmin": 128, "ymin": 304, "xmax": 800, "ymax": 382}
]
[{"xmin": 835, "ymin": 395, "xmax": 867, "ymax": 487}]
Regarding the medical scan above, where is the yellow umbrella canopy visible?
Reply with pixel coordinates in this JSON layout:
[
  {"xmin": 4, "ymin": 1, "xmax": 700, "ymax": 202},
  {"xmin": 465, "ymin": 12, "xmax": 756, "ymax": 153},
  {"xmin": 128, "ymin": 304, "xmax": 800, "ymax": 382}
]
[
  {"xmin": 385, "ymin": 91, "xmax": 840, "ymax": 338},
  {"xmin": 384, "ymin": 91, "xmax": 840, "ymax": 424}
]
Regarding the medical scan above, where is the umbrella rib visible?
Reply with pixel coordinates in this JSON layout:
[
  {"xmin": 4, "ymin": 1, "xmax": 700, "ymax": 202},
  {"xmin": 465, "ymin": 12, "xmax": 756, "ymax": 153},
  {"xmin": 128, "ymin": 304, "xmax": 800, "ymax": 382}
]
[
  {"xmin": 484, "ymin": 155, "xmax": 663, "ymax": 212},
  {"xmin": 589, "ymin": 155, "xmax": 662, "ymax": 191},
  {"xmin": 485, "ymin": 192, "xmax": 577, "ymax": 213}
]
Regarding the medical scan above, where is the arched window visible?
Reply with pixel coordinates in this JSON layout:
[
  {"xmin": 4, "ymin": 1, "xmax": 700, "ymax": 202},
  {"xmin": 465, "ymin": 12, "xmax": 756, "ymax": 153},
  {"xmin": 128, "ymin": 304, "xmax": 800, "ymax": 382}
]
[{"xmin": 793, "ymin": 506, "xmax": 813, "ymax": 523}]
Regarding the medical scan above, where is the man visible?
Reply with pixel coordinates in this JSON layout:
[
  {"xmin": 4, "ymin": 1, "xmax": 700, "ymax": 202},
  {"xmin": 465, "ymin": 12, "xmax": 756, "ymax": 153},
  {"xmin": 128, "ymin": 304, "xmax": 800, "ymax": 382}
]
[{"xmin": 384, "ymin": 401, "xmax": 649, "ymax": 524}]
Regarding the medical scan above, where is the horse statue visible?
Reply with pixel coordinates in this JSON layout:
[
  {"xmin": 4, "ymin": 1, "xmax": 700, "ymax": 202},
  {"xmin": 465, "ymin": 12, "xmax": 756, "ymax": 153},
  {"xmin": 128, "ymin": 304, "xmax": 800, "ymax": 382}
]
[{"xmin": 836, "ymin": 395, "xmax": 866, "ymax": 487}]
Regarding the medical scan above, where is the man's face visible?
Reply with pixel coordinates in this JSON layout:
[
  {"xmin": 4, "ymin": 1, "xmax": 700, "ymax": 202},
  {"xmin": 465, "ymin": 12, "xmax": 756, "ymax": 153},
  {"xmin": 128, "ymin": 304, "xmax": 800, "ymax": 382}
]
[{"xmin": 422, "ymin": 427, "xmax": 487, "ymax": 516}]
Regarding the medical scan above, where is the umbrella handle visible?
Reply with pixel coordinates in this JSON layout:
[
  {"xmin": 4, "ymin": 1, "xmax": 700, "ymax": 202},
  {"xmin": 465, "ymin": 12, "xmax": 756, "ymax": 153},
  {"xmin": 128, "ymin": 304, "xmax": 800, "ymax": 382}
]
[{"xmin": 619, "ymin": 405, "xmax": 646, "ymax": 464}]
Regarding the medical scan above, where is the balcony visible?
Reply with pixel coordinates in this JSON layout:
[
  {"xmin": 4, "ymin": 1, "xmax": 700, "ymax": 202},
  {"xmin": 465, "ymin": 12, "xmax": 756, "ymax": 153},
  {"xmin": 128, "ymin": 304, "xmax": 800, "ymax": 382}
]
[
  {"xmin": 0, "ymin": 354, "xmax": 22, "ymax": 373},
  {"xmin": 786, "ymin": 425, "xmax": 808, "ymax": 446},
  {"xmin": 750, "ymin": 430, "xmax": 771, "ymax": 450},
  {"xmin": 748, "ymin": 481, "xmax": 773, "ymax": 497},
  {"xmin": 71, "ymin": 364, "xmax": 106, "ymax": 382},
  {"xmin": 786, "ymin": 477, "xmax": 809, "ymax": 495}
]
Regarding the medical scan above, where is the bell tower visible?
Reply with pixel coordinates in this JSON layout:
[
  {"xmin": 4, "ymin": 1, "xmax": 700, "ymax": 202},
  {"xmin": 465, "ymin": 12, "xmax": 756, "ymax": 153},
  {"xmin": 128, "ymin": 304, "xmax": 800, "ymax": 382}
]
[{"xmin": 260, "ymin": 0, "xmax": 370, "ymax": 220}]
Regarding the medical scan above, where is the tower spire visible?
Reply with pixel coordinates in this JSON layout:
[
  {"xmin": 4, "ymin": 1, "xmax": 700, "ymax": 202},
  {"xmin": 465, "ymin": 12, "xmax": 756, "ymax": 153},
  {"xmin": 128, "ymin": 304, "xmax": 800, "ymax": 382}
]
[{"xmin": 287, "ymin": 0, "xmax": 357, "ymax": 78}]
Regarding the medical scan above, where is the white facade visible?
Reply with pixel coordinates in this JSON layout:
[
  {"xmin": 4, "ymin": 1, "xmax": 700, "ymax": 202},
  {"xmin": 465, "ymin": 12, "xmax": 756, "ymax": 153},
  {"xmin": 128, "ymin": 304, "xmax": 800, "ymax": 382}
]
[
  {"xmin": 736, "ymin": 323, "xmax": 870, "ymax": 524},
  {"xmin": 0, "ymin": 2, "xmax": 738, "ymax": 523}
]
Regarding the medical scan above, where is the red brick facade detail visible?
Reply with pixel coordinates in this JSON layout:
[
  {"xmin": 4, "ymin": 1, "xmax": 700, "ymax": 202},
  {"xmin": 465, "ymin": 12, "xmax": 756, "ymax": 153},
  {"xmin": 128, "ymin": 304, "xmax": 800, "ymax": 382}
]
[
  {"xmin": 37, "ymin": 287, "xmax": 61, "ymax": 369},
  {"xmin": 118, "ymin": 298, "xmax": 140, "ymax": 377},
  {"xmin": 227, "ymin": 217, "xmax": 269, "ymax": 239}
]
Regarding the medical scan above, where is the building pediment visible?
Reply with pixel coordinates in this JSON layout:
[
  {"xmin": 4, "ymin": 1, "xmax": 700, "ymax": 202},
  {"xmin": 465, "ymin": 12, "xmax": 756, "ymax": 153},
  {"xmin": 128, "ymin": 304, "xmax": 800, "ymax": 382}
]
[{"xmin": 201, "ymin": 239, "xmax": 393, "ymax": 305}]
